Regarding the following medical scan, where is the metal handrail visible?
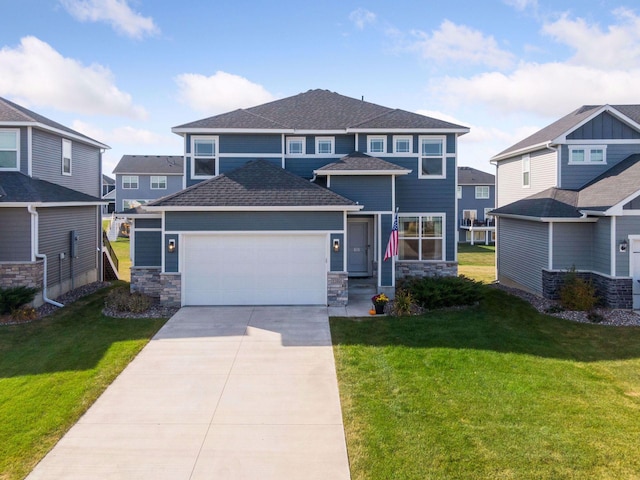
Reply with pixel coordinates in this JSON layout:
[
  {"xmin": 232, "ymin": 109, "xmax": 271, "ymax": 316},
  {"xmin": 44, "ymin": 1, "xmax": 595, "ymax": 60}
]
[{"xmin": 102, "ymin": 230, "xmax": 119, "ymax": 271}]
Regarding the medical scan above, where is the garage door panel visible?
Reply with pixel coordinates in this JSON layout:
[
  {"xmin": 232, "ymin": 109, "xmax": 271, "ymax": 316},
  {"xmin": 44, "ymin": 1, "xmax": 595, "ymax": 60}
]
[{"xmin": 183, "ymin": 234, "xmax": 327, "ymax": 306}]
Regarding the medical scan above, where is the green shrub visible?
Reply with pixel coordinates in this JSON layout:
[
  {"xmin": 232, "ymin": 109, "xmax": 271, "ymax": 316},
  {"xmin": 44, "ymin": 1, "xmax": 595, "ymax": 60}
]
[
  {"xmin": 558, "ymin": 270, "xmax": 598, "ymax": 311},
  {"xmin": 399, "ymin": 275, "xmax": 486, "ymax": 310},
  {"xmin": 0, "ymin": 286, "xmax": 39, "ymax": 314},
  {"xmin": 10, "ymin": 306, "xmax": 38, "ymax": 322},
  {"xmin": 105, "ymin": 286, "xmax": 152, "ymax": 313}
]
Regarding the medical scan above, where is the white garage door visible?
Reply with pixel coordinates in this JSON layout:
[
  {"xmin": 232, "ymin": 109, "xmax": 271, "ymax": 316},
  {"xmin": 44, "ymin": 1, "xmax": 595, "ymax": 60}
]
[{"xmin": 182, "ymin": 233, "xmax": 327, "ymax": 306}]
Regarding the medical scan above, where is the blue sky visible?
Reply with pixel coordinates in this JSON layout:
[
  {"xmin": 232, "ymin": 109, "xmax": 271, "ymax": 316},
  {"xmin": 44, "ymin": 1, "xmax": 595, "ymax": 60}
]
[{"xmin": 2, "ymin": 0, "xmax": 640, "ymax": 175}]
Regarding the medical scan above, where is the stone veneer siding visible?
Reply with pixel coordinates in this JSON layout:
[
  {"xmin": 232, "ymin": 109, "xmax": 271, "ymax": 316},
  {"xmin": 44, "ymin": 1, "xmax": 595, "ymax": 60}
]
[
  {"xmin": 130, "ymin": 266, "xmax": 162, "ymax": 298},
  {"xmin": 327, "ymin": 272, "xmax": 348, "ymax": 306},
  {"xmin": 396, "ymin": 261, "xmax": 458, "ymax": 280},
  {"xmin": 542, "ymin": 270, "xmax": 633, "ymax": 310},
  {"xmin": 0, "ymin": 261, "xmax": 44, "ymax": 289},
  {"xmin": 160, "ymin": 274, "xmax": 181, "ymax": 307}
]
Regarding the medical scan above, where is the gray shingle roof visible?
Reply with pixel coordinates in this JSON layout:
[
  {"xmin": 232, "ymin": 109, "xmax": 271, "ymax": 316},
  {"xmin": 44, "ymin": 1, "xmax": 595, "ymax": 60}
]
[
  {"xmin": 0, "ymin": 97, "xmax": 109, "ymax": 148},
  {"xmin": 148, "ymin": 160, "xmax": 357, "ymax": 208},
  {"xmin": 490, "ymin": 187, "xmax": 581, "ymax": 218},
  {"xmin": 493, "ymin": 105, "xmax": 640, "ymax": 160},
  {"xmin": 102, "ymin": 174, "xmax": 115, "ymax": 185},
  {"xmin": 113, "ymin": 155, "xmax": 184, "ymax": 175},
  {"xmin": 315, "ymin": 152, "xmax": 410, "ymax": 173},
  {"xmin": 0, "ymin": 172, "xmax": 103, "ymax": 203},
  {"xmin": 458, "ymin": 166, "xmax": 495, "ymax": 185},
  {"xmin": 173, "ymin": 89, "xmax": 469, "ymax": 132}
]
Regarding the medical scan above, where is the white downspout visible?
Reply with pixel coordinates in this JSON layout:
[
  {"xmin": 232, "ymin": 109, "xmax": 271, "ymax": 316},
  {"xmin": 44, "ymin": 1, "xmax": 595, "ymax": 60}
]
[{"xmin": 28, "ymin": 205, "xmax": 64, "ymax": 308}]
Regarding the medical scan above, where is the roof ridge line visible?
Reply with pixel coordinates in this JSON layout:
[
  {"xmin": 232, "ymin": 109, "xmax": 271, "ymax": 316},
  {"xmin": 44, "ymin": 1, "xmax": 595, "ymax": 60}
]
[
  {"xmin": 348, "ymin": 107, "xmax": 395, "ymax": 128},
  {"xmin": 242, "ymin": 108, "xmax": 291, "ymax": 129}
]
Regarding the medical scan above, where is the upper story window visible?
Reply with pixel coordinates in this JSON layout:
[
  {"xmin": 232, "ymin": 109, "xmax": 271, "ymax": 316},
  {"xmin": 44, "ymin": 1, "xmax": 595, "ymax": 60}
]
[
  {"xmin": 122, "ymin": 175, "xmax": 139, "ymax": 189},
  {"xmin": 569, "ymin": 145, "xmax": 607, "ymax": 165},
  {"xmin": 315, "ymin": 137, "xmax": 334, "ymax": 155},
  {"xmin": 457, "ymin": 185, "xmax": 462, "ymax": 199},
  {"xmin": 287, "ymin": 137, "xmax": 305, "ymax": 155},
  {"xmin": 0, "ymin": 129, "xmax": 19, "ymax": 170},
  {"xmin": 419, "ymin": 136, "xmax": 446, "ymax": 179},
  {"xmin": 368, "ymin": 136, "xmax": 386, "ymax": 154},
  {"xmin": 522, "ymin": 154, "xmax": 530, "ymax": 187},
  {"xmin": 150, "ymin": 176, "xmax": 167, "ymax": 189},
  {"xmin": 192, "ymin": 136, "xmax": 218, "ymax": 178},
  {"xmin": 398, "ymin": 215, "xmax": 444, "ymax": 261},
  {"xmin": 62, "ymin": 139, "xmax": 72, "ymax": 176},
  {"xmin": 393, "ymin": 136, "xmax": 413, "ymax": 154},
  {"xmin": 475, "ymin": 186, "xmax": 490, "ymax": 199}
]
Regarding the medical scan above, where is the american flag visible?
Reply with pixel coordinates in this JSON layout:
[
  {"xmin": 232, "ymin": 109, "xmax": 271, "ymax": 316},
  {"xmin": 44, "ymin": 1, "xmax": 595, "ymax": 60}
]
[{"xmin": 384, "ymin": 212, "xmax": 399, "ymax": 261}]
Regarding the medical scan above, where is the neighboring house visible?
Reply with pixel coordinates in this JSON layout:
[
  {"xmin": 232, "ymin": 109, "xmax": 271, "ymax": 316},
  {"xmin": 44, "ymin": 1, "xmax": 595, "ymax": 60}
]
[
  {"xmin": 0, "ymin": 97, "xmax": 109, "ymax": 306},
  {"xmin": 102, "ymin": 174, "xmax": 115, "ymax": 214},
  {"xmin": 128, "ymin": 89, "xmax": 469, "ymax": 307},
  {"xmin": 113, "ymin": 155, "xmax": 184, "ymax": 212},
  {"xmin": 457, "ymin": 166, "xmax": 495, "ymax": 244},
  {"xmin": 490, "ymin": 104, "xmax": 640, "ymax": 309}
]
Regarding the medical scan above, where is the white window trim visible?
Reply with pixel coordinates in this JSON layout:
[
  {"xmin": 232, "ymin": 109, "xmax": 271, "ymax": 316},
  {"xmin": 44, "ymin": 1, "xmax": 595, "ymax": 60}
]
[
  {"xmin": 418, "ymin": 135, "xmax": 446, "ymax": 179},
  {"xmin": 475, "ymin": 185, "xmax": 490, "ymax": 199},
  {"xmin": 315, "ymin": 136, "xmax": 334, "ymax": 155},
  {"xmin": 568, "ymin": 145, "xmax": 607, "ymax": 165},
  {"xmin": 191, "ymin": 135, "xmax": 219, "ymax": 179},
  {"xmin": 150, "ymin": 175, "xmax": 167, "ymax": 190},
  {"xmin": 367, "ymin": 135, "xmax": 387, "ymax": 155},
  {"xmin": 397, "ymin": 213, "xmax": 446, "ymax": 261},
  {"xmin": 122, "ymin": 175, "xmax": 139, "ymax": 189},
  {"xmin": 393, "ymin": 135, "xmax": 413, "ymax": 154},
  {"xmin": 0, "ymin": 128, "xmax": 20, "ymax": 171},
  {"xmin": 522, "ymin": 154, "xmax": 530, "ymax": 188},
  {"xmin": 457, "ymin": 185, "xmax": 462, "ymax": 199},
  {"xmin": 61, "ymin": 138, "xmax": 72, "ymax": 176},
  {"xmin": 287, "ymin": 136, "xmax": 306, "ymax": 155}
]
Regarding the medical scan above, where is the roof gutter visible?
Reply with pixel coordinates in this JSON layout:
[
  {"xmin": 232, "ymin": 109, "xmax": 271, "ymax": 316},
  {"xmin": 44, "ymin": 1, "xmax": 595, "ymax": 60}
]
[
  {"xmin": 490, "ymin": 212, "xmax": 597, "ymax": 223},
  {"xmin": 27, "ymin": 205, "xmax": 64, "ymax": 308},
  {"xmin": 490, "ymin": 141, "xmax": 556, "ymax": 164}
]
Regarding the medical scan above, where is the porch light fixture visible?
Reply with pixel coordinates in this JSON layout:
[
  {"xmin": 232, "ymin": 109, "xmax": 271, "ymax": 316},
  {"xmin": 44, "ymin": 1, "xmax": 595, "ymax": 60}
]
[
  {"xmin": 619, "ymin": 239, "xmax": 628, "ymax": 253},
  {"xmin": 167, "ymin": 239, "xmax": 176, "ymax": 254},
  {"xmin": 333, "ymin": 238, "xmax": 341, "ymax": 253}
]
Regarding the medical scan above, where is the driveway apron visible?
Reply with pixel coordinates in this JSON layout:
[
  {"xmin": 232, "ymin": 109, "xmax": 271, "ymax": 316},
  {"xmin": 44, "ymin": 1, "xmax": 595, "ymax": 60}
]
[{"xmin": 27, "ymin": 306, "xmax": 351, "ymax": 480}]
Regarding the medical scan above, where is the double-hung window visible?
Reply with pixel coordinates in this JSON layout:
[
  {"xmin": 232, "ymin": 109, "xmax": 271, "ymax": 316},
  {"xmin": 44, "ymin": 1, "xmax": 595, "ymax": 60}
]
[
  {"xmin": 150, "ymin": 175, "xmax": 167, "ymax": 189},
  {"xmin": 522, "ymin": 154, "xmax": 530, "ymax": 187},
  {"xmin": 192, "ymin": 136, "xmax": 218, "ymax": 178},
  {"xmin": 287, "ymin": 137, "xmax": 305, "ymax": 155},
  {"xmin": 62, "ymin": 139, "xmax": 72, "ymax": 176},
  {"xmin": 0, "ymin": 129, "xmax": 19, "ymax": 170},
  {"xmin": 393, "ymin": 136, "xmax": 412, "ymax": 154},
  {"xmin": 398, "ymin": 215, "xmax": 444, "ymax": 261},
  {"xmin": 122, "ymin": 175, "xmax": 138, "ymax": 189},
  {"xmin": 569, "ymin": 145, "xmax": 607, "ymax": 164},
  {"xmin": 368, "ymin": 136, "xmax": 386, "ymax": 154},
  {"xmin": 475, "ymin": 186, "xmax": 490, "ymax": 199},
  {"xmin": 315, "ymin": 137, "xmax": 334, "ymax": 155},
  {"xmin": 419, "ymin": 136, "xmax": 446, "ymax": 178}
]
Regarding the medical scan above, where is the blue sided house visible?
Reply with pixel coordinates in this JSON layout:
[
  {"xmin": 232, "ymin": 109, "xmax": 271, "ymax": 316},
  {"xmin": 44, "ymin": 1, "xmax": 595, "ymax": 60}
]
[
  {"xmin": 491, "ymin": 104, "xmax": 640, "ymax": 309},
  {"xmin": 129, "ymin": 89, "xmax": 469, "ymax": 307},
  {"xmin": 457, "ymin": 166, "xmax": 495, "ymax": 245}
]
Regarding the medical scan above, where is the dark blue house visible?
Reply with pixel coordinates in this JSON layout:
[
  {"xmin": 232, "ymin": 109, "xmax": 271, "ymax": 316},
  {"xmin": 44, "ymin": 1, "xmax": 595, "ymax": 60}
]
[
  {"xmin": 128, "ymin": 89, "xmax": 469, "ymax": 306},
  {"xmin": 457, "ymin": 166, "xmax": 495, "ymax": 244}
]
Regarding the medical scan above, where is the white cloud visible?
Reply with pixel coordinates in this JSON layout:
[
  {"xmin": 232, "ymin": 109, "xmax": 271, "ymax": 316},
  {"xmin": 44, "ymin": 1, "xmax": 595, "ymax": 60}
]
[
  {"xmin": 436, "ymin": 62, "xmax": 640, "ymax": 117},
  {"xmin": 0, "ymin": 36, "xmax": 146, "ymax": 119},
  {"xmin": 503, "ymin": 0, "xmax": 538, "ymax": 11},
  {"xmin": 72, "ymin": 120, "xmax": 169, "ymax": 145},
  {"xmin": 175, "ymin": 71, "xmax": 275, "ymax": 113},
  {"xmin": 60, "ymin": 0, "xmax": 158, "ymax": 39},
  {"xmin": 349, "ymin": 8, "xmax": 376, "ymax": 30},
  {"xmin": 410, "ymin": 20, "xmax": 514, "ymax": 69},
  {"xmin": 542, "ymin": 8, "xmax": 640, "ymax": 69}
]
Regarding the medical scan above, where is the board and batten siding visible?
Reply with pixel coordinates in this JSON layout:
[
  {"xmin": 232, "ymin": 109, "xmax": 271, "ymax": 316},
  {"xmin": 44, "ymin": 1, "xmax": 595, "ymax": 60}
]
[
  {"xmin": 567, "ymin": 111, "xmax": 640, "ymax": 141},
  {"xmin": 31, "ymin": 129, "xmax": 101, "ymax": 197},
  {"xmin": 37, "ymin": 206, "xmax": 98, "ymax": 287},
  {"xmin": 496, "ymin": 148, "xmax": 557, "ymax": 207},
  {"xmin": 616, "ymin": 215, "xmax": 640, "ymax": 276},
  {"xmin": 560, "ymin": 144, "xmax": 640, "ymax": 190},
  {"xmin": 497, "ymin": 218, "xmax": 548, "ymax": 294},
  {"xmin": 0, "ymin": 208, "xmax": 31, "ymax": 261},
  {"xmin": 551, "ymin": 222, "xmax": 593, "ymax": 270}
]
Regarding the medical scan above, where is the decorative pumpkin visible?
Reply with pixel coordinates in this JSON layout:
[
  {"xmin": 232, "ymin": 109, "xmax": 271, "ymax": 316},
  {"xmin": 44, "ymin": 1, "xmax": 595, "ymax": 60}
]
[{"xmin": 369, "ymin": 308, "xmax": 376, "ymax": 315}]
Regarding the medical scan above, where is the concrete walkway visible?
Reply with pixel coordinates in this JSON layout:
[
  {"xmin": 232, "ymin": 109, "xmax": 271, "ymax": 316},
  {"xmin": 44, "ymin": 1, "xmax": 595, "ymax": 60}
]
[{"xmin": 28, "ymin": 306, "xmax": 351, "ymax": 480}]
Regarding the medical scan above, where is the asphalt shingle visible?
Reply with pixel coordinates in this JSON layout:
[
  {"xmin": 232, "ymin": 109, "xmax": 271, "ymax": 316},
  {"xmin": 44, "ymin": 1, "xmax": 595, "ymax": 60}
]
[
  {"xmin": 0, "ymin": 172, "xmax": 103, "ymax": 203},
  {"xmin": 315, "ymin": 152, "xmax": 409, "ymax": 172},
  {"xmin": 113, "ymin": 155, "xmax": 184, "ymax": 175}
]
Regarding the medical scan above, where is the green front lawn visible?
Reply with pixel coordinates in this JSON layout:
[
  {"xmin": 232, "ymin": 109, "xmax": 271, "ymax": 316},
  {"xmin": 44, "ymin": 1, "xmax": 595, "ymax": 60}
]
[
  {"xmin": 458, "ymin": 243, "xmax": 495, "ymax": 283},
  {"xmin": 110, "ymin": 237, "xmax": 132, "ymax": 282},
  {"xmin": 0, "ymin": 286, "xmax": 166, "ymax": 480},
  {"xmin": 331, "ymin": 287, "xmax": 640, "ymax": 479}
]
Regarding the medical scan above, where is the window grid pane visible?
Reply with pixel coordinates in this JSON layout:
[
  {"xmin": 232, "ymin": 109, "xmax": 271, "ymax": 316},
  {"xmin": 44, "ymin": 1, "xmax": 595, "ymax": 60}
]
[
  {"xmin": 590, "ymin": 149, "xmax": 604, "ymax": 162},
  {"xmin": 421, "ymin": 139, "xmax": 443, "ymax": 156},
  {"xmin": 395, "ymin": 138, "xmax": 410, "ymax": 153},
  {"xmin": 317, "ymin": 141, "xmax": 332, "ymax": 154},
  {"xmin": 194, "ymin": 139, "xmax": 215, "ymax": 156},
  {"xmin": 288, "ymin": 140, "xmax": 303, "ymax": 154},
  {"xmin": 422, "ymin": 157, "xmax": 443, "ymax": 176},
  {"xmin": 369, "ymin": 138, "xmax": 385, "ymax": 153}
]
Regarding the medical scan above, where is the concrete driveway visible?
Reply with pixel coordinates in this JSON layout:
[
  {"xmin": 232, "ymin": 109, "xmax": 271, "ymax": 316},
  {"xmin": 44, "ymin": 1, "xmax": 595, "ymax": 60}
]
[{"xmin": 28, "ymin": 306, "xmax": 351, "ymax": 480}]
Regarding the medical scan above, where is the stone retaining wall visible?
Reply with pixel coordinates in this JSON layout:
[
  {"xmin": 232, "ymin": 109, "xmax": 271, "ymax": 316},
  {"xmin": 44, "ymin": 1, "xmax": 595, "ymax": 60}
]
[
  {"xmin": 160, "ymin": 274, "xmax": 181, "ymax": 307},
  {"xmin": 327, "ymin": 272, "xmax": 348, "ymax": 306},
  {"xmin": 0, "ymin": 261, "xmax": 44, "ymax": 289},
  {"xmin": 395, "ymin": 261, "xmax": 458, "ymax": 280},
  {"xmin": 130, "ymin": 266, "xmax": 162, "ymax": 298},
  {"xmin": 542, "ymin": 270, "xmax": 633, "ymax": 310}
]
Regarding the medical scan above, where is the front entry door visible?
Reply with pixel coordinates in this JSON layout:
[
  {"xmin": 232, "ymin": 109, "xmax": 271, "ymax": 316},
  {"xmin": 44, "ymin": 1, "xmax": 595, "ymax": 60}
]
[{"xmin": 348, "ymin": 219, "xmax": 371, "ymax": 277}]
